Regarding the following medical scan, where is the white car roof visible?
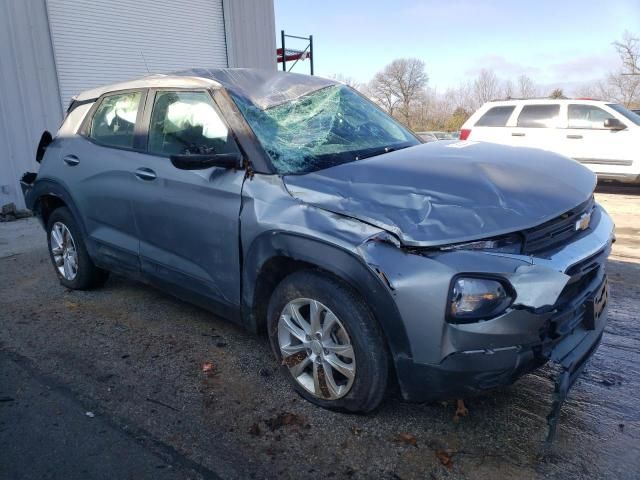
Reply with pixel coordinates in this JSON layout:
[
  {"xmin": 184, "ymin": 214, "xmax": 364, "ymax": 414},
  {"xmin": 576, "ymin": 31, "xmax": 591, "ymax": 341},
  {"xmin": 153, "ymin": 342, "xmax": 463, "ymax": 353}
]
[
  {"xmin": 73, "ymin": 68, "xmax": 339, "ymax": 110},
  {"xmin": 482, "ymin": 98, "xmax": 613, "ymax": 107},
  {"xmin": 74, "ymin": 74, "xmax": 220, "ymax": 102}
]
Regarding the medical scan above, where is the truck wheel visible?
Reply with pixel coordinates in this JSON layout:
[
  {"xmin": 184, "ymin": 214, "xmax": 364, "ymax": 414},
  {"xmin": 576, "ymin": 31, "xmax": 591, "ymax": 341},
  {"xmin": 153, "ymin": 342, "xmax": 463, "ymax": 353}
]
[
  {"xmin": 46, "ymin": 207, "xmax": 109, "ymax": 289},
  {"xmin": 267, "ymin": 270, "xmax": 389, "ymax": 413}
]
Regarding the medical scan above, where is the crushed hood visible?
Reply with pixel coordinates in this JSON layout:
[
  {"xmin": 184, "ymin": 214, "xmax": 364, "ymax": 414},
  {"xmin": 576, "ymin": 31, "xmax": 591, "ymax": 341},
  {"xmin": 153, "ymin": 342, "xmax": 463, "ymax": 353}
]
[{"xmin": 283, "ymin": 141, "xmax": 596, "ymax": 247}]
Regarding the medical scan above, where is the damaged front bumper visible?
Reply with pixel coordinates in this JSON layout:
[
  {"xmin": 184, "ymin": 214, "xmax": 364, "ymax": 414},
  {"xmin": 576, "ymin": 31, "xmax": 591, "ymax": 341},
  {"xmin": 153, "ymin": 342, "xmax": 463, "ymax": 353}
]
[
  {"xmin": 359, "ymin": 204, "xmax": 614, "ymax": 440},
  {"xmin": 401, "ymin": 266, "xmax": 608, "ymax": 441}
]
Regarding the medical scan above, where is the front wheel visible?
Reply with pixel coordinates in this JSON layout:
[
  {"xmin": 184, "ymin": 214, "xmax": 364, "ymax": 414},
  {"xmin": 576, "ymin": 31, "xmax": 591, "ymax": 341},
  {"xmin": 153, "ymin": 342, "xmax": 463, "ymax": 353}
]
[
  {"xmin": 46, "ymin": 207, "xmax": 109, "ymax": 290},
  {"xmin": 267, "ymin": 270, "xmax": 389, "ymax": 412}
]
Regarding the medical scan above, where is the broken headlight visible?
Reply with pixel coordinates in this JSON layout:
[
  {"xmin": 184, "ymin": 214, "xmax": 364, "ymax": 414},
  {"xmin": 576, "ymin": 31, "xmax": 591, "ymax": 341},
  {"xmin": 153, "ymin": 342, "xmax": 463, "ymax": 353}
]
[
  {"xmin": 448, "ymin": 277, "xmax": 514, "ymax": 323},
  {"xmin": 440, "ymin": 234, "xmax": 522, "ymax": 254}
]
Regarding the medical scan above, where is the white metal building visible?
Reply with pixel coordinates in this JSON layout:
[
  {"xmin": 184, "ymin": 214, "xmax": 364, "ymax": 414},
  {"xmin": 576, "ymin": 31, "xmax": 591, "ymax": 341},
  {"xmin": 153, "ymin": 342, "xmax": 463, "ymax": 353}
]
[{"xmin": 0, "ymin": 0, "xmax": 276, "ymax": 208}]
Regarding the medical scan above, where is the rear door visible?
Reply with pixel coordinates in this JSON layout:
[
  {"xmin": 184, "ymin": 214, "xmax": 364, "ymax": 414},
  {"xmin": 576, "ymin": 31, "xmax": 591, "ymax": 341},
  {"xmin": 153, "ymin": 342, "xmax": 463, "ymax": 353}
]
[
  {"xmin": 58, "ymin": 89, "xmax": 147, "ymax": 273},
  {"xmin": 509, "ymin": 103, "xmax": 564, "ymax": 152},
  {"xmin": 130, "ymin": 88, "xmax": 245, "ymax": 310}
]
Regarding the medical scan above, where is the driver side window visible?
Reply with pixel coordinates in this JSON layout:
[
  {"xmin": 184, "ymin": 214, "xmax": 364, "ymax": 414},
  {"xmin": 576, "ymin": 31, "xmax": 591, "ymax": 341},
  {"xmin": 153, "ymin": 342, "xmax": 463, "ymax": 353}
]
[
  {"xmin": 568, "ymin": 105, "xmax": 615, "ymax": 129},
  {"xmin": 147, "ymin": 91, "xmax": 239, "ymax": 156}
]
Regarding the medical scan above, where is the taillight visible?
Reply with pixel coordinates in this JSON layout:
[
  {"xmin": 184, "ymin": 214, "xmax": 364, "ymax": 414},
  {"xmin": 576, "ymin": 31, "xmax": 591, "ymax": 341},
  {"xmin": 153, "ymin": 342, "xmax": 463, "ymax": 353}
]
[{"xmin": 459, "ymin": 129, "xmax": 471, "ymax": 140}]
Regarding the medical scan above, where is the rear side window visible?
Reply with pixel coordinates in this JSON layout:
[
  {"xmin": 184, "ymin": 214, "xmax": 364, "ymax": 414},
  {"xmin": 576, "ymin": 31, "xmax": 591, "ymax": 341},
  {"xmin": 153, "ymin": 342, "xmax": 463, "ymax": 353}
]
[
  {"xmin": 147, "ymin": 91, "xmax": 239, "ymax": 156},
  {"xmin": 568, "ymin": 105, "xmax": 615, "ymax": 129},
  {"xmin": 517, "ymin": 105, "xmax": 560, "ymax": 128},
  {"xmin": 475, "ymin": 106, "xmax": 515, "ymax": 127},
  {"xmin": 89, "ymin": 92, "xmax": 142, "ymax": 148}
]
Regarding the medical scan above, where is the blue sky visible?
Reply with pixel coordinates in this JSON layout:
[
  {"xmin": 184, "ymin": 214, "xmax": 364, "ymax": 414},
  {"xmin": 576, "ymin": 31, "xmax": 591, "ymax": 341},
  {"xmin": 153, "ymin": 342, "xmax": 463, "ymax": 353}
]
[{"xmin": 275, "ymin": 0, "xmax": 640, "ymax": 93}]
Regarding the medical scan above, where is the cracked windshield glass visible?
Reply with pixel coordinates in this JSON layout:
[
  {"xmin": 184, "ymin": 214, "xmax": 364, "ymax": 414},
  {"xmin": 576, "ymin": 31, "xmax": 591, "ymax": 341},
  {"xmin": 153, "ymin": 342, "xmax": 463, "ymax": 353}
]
[{"xmin": 233, "ymin": 85, "xmax": 419, "ymax": 174}]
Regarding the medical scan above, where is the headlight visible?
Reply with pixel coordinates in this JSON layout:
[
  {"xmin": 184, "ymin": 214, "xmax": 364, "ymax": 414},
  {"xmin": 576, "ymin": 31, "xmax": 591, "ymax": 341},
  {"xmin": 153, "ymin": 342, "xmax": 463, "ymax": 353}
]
[
  {"xmin": 440, "ymin": 234, "xmax": 522, "ymax": 254},
  {"xmin": 448, "ymin": 277, "xmax": 514, "ymax": 323}
]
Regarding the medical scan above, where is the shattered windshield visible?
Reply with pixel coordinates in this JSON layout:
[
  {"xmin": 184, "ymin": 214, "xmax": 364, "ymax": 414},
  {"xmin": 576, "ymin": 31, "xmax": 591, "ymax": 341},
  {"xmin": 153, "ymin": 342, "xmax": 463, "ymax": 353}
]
[
  {"xmin": 607, "ymin": 103, "xmax": 640, "ymax": 126},
  {"xmin": 232, "ymin": 85, "xmax": 419, "ymax": 174}
]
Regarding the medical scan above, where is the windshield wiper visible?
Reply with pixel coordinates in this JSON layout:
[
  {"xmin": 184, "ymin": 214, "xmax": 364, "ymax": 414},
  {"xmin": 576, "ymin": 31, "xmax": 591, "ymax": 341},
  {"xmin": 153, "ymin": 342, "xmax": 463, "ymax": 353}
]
[{"xmin": 355, "ymin": 144, "xmax": 411, "ymax": 161}]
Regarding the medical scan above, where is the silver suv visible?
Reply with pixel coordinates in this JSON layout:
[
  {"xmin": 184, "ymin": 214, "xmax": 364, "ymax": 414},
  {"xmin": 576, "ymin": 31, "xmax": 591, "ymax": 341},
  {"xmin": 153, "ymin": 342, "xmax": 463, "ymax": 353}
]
[{"xmin": 22, "ymin": 69, "xmax": 613, "ymax": 439}]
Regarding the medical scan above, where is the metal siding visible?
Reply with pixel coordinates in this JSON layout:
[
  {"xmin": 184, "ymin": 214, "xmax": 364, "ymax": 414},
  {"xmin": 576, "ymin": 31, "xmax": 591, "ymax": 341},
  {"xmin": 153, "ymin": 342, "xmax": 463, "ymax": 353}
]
[
  {"xmin": 223, "ymin": 0, "xmax": 276, "ymax": 70},
  {"xmin": 46, "ymin": 0, "xmax": 229, "ymax": 109},
  {"xmin": 0, "ymin": 0, "xmax": 63, "ymax": 209}
]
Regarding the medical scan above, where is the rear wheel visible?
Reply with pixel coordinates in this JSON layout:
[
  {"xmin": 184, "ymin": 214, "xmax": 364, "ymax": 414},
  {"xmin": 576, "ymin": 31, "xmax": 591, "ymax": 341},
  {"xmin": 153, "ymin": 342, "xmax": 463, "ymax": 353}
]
[
  {"xmin": 267, "ymin": 270, "xmax": 389, "ymax": 412},
  {"xmin": 46, "ymin": 207, "xmax": 109, "ymax": 289}
]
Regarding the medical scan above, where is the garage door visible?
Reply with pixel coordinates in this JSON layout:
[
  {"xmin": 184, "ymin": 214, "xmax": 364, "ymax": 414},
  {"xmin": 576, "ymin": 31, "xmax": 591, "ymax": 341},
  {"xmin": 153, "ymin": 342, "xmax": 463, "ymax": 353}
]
[{"xmin": 46, "ymin": 0, "xmax": 228, "ymax": 109}]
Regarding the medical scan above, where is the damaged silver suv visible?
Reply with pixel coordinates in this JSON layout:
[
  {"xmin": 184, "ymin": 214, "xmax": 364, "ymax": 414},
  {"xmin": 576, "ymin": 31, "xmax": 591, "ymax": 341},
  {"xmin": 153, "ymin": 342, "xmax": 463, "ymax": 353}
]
[{"xmin": 22, "ymin": 69, "xmax": 613, "ymax": 439}]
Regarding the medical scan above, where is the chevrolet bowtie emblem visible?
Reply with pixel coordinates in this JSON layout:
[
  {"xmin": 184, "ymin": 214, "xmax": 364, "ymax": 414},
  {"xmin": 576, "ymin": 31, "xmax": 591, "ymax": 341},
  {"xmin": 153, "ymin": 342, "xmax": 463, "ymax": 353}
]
[{"xmin": 575, "ymin": 211, "xmax": 592, "ymax": 231}]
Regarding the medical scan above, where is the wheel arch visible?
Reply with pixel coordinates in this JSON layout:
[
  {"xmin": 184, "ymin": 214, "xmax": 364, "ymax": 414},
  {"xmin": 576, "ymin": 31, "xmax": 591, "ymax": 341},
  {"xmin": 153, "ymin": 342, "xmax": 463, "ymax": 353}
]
[
  {"xmin": 242, "ymin": 231, "xmax": 413, "ymax": 366},
  {"xmin": 27, "ymin": 179, "xmax": 88, "ymax": 239}
]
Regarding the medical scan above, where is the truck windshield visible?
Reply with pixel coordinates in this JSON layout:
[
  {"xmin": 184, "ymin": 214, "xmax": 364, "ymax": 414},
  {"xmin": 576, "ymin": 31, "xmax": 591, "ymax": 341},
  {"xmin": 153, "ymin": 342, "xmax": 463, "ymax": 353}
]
[
  {"xmin": 232, "ymin": 85, "xmax": 419, "ymax": 174},
  {"xmin": 607, "ymin": 103, "xmax": 640, "ymax": 126}
]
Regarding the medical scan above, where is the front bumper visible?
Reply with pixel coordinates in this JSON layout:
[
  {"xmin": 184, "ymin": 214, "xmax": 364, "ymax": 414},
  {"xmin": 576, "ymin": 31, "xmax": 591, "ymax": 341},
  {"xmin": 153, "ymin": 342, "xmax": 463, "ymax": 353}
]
[
  {"xmin": 359, "ymin": 204, "xmax": 614, "ymax": 411},
  {"xmin": 397, "ymin": 272, "xmax": 608, "ymax": 404}
]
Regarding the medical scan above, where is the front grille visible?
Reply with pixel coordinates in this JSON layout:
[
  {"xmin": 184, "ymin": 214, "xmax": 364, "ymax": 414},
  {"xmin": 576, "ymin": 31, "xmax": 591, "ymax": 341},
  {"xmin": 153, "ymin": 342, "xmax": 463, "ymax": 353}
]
[
  {"xmin": 542, "ymin": 248, "xmax": 607, "ymax": 343},
  {"xmin": 522, "ymin": 196, "xmax": 595, "ymax": 255}
]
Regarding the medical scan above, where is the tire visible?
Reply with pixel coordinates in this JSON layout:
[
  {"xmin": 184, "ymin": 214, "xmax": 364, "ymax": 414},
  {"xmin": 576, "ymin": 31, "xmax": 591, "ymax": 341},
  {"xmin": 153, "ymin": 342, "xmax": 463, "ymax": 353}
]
[
  {"xmin": 46, "ymin": 207, "xmax": 109, "ymax": 290},
  {"xmin": 267, "ymin": 270, "xmax": 389, "ymax": 413}
]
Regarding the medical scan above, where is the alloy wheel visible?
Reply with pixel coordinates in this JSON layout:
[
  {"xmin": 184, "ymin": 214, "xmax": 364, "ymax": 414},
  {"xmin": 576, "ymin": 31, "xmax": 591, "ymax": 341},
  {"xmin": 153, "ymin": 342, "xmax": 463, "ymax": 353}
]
[
  {"xmin": 277, "ymin": 298, "xmax": 356, "ymax": 400},
  {"xmin": 50, "ymin": 221, "xmax": 78, "ymax": 281}
]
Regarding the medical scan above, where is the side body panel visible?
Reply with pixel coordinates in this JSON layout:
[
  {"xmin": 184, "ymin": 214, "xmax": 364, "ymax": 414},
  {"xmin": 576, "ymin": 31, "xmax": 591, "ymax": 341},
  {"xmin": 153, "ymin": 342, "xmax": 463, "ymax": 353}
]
[
  {"xmin": 505, "ymin": 103, "xmax": 566, "ymax": 152},
  {"xmin": 131, "ymin": 154, "xmax": 245, "ymax": 307},
  {"xmin": 129, "ymin": 86, "xmax": 246, "ymax": 309},
  {"xmin": 239, "ymin": 174, "xmax": 415, "ymax": 369},
  {"xmin": 35, "ymin": 133, "xmax": 144, "ymax": 272},
  {"xmin": 562, "ymin": 103, "xmax": 640, "ymax": 179}
]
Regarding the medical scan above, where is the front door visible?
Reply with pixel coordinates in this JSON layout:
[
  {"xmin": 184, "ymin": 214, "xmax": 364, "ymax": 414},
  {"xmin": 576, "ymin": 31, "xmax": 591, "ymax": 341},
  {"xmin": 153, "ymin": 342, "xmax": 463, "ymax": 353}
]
[
  {"xmin": 130, "ymin": 89, "xmax": 245, "ymax": 310},
  {"xmin": 562, "ymin": 104, "xmax": 635, "ymax": 177}
]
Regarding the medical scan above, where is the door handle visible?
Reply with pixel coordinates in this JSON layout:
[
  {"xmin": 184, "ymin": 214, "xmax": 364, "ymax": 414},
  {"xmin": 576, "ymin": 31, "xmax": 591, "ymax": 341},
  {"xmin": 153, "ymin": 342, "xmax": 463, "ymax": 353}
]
[
  {"xmin": 135, "ymin": 167, "xmax": 157, "ymax": 181},
  {"xmin": 511, "ymin": 132, "xmax": 525, "ymax": 137},
  {"xmin": 63, "ymin": 154, "xmax": 80, "ymax": 166},
  {"xmin": 567, "ymin": 134, "xmax": 583, "ymax": 139}
]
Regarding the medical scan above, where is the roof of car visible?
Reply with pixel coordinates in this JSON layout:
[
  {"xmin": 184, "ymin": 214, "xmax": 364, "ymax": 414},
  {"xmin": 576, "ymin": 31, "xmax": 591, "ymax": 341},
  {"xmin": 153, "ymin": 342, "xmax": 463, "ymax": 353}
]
[
  {"xmin": 483, "ymin": 98, "xmax": 612, "ymax": 107},
  {"xmin": 74, "ymin": 68, "xmax": 339, "ymax": 110}
]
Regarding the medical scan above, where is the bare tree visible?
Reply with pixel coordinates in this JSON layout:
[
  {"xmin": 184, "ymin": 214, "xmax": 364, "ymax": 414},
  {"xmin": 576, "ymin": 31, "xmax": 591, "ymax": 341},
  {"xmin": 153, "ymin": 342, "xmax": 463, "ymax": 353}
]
[
  {"xmin": 473, "ymin": 69, "xmax": 501, "ymax": 105},
  {"xmin": 609, "ymin": 31, "xmax": 640, "ymax": 107},
  {"xmin": 604, "ymin": 71, "xmax": 640, "ymax": 107},
  {"xmin": 367, "ymin": 74, "xmax": 400, "ymax": 117},
  {"xmin": 574, "ymin": 82, "xmax": 598, "ymax": 98},
  {"xmin": 329, "ymin": 73, "xmax": 362, "ymax": 91},
  {"xmin": 368, "ymin": 58, "xmax": 429, "ymax": 128},
  {"xmin": 613, "ymin": 30, "xmax": 640, "ymax": 75},
  {"xmin": 517, "ymin": 74, "xmax": 537, "ymax": 98},
  {"xmin": 503, "ymin": 79, "xmax": 515, "ymax": 99},
  {"xmin": 573, "ymin": 32, "xmax": 640, "ymax": 106}
]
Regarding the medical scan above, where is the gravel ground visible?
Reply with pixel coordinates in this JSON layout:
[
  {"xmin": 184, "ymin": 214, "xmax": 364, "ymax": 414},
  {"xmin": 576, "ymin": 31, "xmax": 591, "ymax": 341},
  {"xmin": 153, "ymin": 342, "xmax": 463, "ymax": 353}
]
[{"xmin": 1, "ymin": 185, "xmax": 638, "ymax": 479}]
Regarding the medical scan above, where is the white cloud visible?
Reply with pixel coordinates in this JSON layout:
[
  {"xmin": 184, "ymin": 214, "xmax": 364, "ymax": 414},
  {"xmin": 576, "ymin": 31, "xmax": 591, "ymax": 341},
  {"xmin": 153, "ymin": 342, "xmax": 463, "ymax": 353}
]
[
  {"xmin": 548, "ymin": 53, "xmax": 618, "ymax": 80},
  {"xmin": 464, "ymin": 55, "xmax": 541, "ymax": 77},
  {"xmin": 460, "ymin": 50, "xmax": 619, "ymax": 88}
]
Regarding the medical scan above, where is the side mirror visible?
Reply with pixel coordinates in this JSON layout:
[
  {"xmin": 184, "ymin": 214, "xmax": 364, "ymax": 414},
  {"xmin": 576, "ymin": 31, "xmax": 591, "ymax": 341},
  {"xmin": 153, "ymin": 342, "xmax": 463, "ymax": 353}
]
[
  {"xmin": 604, "ymin": 118, "xmax": 626, "ymax": 130},
  {"xmin": 170, "ymin": 152, "xmax": 243, "ymax": 170}
]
